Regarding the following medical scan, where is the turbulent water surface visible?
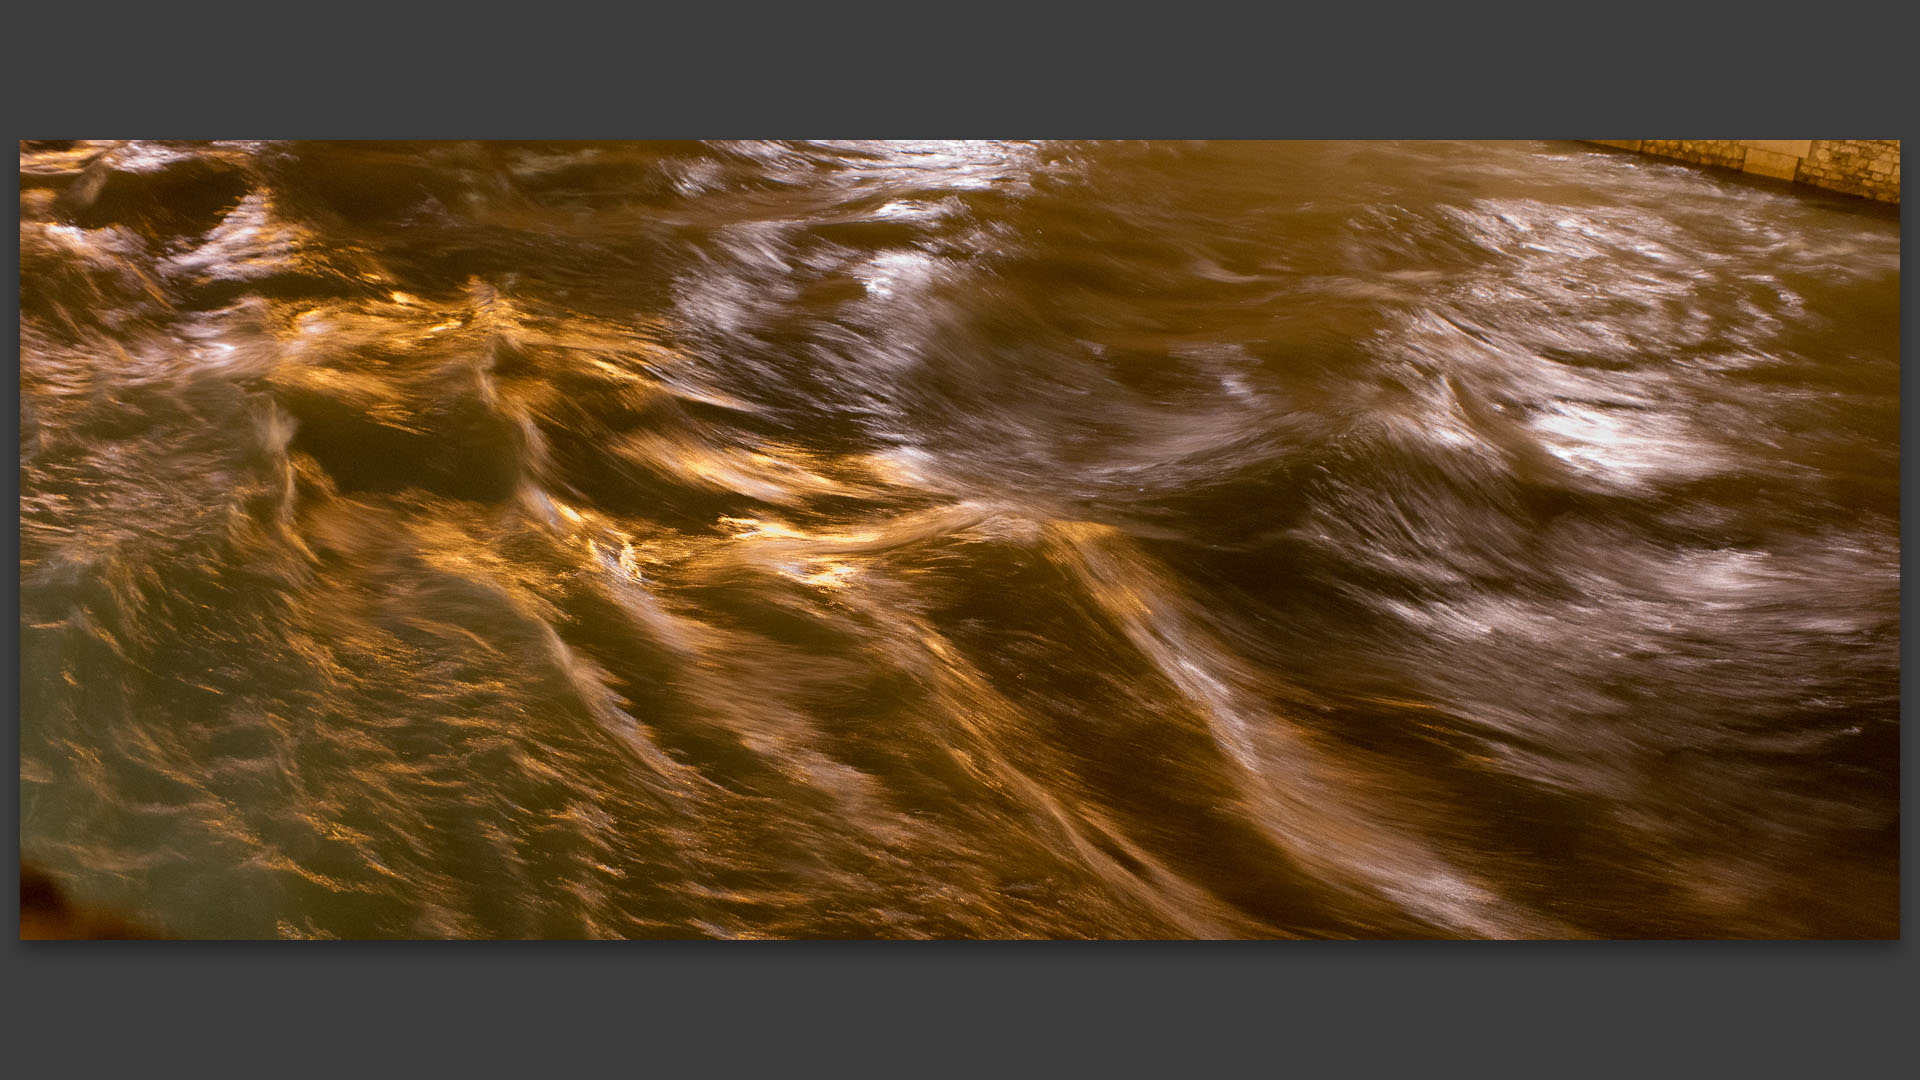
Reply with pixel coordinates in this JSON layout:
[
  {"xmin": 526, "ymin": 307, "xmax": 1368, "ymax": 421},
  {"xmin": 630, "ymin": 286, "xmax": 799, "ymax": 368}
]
[{"xmin": 17, "ymin": 140, "xmax": 1901, "ymax": 938}]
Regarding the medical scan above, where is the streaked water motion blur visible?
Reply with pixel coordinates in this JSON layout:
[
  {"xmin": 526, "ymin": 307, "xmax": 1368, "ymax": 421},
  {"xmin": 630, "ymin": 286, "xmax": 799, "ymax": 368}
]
[{"xmin": 18, "ymin": 140, "xmax": 1899, "ymax": 938}]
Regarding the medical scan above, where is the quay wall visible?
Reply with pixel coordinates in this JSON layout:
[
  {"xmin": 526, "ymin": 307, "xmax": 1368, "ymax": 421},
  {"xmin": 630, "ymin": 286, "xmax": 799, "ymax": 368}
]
[{"xmin": 1585, "ymin": 140, "xmax": 1899, "ymax": 204}]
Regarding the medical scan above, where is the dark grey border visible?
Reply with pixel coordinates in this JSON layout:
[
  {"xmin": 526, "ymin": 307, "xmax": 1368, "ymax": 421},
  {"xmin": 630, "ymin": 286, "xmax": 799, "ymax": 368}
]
[{"xmin": 8, "ymin": 8, "xmax": 1912, "ymax": 1078}]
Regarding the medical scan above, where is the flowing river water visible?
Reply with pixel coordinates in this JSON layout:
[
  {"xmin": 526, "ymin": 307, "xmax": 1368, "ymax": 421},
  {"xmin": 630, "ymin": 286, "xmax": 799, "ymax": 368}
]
[{"xmin": 17, "ymin": 140, "xmax": 1900, "ymax": 939}]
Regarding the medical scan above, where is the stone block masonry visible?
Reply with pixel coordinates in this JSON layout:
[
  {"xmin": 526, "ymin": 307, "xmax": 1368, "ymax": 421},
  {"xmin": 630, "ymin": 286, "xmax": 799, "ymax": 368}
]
[
  {"xmin": 1796, "ymin": 140, "xmax": 1900, "ymax": 203},
  {"xmin": 1585, "ymin": 140, "xmax": 1899, "ymax": 204}
]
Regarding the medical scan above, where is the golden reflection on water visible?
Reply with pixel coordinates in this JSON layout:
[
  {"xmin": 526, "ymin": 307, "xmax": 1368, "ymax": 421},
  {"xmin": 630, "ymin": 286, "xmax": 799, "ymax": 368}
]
[{"xmin": 17, "ymin": 140, "xmax": 1901, "ymax": 939}]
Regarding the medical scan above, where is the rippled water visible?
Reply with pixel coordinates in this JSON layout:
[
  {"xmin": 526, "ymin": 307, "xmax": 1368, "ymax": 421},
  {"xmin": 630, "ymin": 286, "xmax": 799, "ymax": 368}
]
[{"xmin": 18, "ymin": 140, "xmax": 1900, "ymax": 939}]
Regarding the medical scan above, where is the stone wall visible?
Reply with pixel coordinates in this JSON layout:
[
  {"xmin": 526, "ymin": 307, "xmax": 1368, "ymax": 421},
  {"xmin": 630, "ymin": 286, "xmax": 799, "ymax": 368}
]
[
  {"xmin": 1796, "ymin": 140, "xmax": 1900, "ymax": 202},
  {"xmin": 1634, "ymin": 139, "xmax": 1749, "ymax": 170},
  {"xmin": 1586, "ymin": 140, "xmax": 1900, "ymax": 204}
]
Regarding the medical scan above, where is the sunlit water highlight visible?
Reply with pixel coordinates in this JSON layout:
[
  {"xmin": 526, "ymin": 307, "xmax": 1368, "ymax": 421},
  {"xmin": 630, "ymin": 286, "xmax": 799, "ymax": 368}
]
[{"xmin": 18, "ymin": 140, "xmax": 1900, "ymax": 938}]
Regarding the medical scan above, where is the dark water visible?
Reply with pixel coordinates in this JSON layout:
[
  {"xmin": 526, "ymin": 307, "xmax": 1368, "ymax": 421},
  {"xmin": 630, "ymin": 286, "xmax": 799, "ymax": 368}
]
[{"xmin": 18, "ymin": 140, "xmax": 1900, "ymax": 939}]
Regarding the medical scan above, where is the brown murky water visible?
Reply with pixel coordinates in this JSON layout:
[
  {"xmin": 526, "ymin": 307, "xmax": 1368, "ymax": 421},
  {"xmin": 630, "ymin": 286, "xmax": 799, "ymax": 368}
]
[{"xmin": 18, "ymin": 140, "xmax": 1900, "ymax": 938}]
